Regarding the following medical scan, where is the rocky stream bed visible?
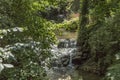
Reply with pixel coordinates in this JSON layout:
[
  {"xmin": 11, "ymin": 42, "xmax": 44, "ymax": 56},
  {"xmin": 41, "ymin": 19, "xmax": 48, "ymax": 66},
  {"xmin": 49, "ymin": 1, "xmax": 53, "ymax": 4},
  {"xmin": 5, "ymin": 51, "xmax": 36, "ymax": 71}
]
[{"xmin": 44, "ymin": 39, "xmax": 102, "ymax": 80}]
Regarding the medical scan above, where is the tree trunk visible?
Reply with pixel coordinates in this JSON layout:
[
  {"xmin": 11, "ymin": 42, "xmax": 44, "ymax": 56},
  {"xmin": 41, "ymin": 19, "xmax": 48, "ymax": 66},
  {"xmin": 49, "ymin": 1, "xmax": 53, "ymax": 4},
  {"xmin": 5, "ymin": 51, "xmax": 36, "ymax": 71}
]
[{"xmin": 77, "ymin": 0, "xmax": 89, "ymax": 52}]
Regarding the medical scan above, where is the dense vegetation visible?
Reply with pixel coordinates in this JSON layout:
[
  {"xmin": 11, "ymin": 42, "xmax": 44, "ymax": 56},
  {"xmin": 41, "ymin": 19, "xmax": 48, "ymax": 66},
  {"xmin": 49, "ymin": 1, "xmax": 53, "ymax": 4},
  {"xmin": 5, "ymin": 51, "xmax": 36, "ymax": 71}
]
[
  {"xmin": 0, "ymin": 0, "xmax": 120, "ymax": 80},
  {"xmin": 77, "ymin": 0, "xmax": 120, "ymax": 80},
  {"xmin": 0, "ymin": 0, "xmax": 57, "ymax": 79}
]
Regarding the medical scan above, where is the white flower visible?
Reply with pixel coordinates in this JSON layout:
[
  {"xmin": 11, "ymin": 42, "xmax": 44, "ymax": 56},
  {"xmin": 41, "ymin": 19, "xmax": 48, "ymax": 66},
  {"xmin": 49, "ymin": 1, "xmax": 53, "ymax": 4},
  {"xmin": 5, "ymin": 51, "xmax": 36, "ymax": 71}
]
[{"xmin": 0, "ymin": 63, "xmax": 4, "ymax": 72}]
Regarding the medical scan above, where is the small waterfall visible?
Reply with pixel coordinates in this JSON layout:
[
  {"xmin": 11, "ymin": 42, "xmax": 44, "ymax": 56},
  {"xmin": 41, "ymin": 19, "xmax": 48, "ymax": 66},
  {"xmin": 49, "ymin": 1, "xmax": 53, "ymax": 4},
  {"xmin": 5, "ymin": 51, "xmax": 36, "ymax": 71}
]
[
  {"xmin": 65, "ymin": 39, "xmax": 74, "ymax": 69},
  {"xmin": 68, "ymin": 53, "xmax": 73, "ymax": 68},
  {"xmin": 46, "ymin": 39, "xmax": 79, "ymax": 80}
]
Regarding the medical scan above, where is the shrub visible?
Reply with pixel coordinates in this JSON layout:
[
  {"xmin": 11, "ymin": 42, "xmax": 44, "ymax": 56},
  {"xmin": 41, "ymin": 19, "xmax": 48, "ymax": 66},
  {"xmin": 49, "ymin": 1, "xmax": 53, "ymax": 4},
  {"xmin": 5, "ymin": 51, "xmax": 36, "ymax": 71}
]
[
  {"xmin": 88, "ymin": 13, "xmax": 120, "ymax": 74},
  {"xmin": 55, "ymin": 17, "xmax": 79, "ymax": 32}
]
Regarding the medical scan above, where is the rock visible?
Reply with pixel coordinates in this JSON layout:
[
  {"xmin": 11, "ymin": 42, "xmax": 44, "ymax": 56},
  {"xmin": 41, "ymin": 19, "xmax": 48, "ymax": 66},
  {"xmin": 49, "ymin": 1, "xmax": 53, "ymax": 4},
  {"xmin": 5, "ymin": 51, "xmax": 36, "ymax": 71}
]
[
  {"xmin": 57, "ymin": 39, "xmax": 76, "ymax": 48},
  {"xmin": 62, "ymin": 59, "xmax": 69, "ymax": 66}
]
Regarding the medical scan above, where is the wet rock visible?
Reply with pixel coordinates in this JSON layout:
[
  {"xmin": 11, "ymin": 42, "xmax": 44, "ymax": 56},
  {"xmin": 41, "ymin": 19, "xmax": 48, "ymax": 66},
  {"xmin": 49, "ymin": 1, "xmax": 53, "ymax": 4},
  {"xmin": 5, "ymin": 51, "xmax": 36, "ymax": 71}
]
[
  {"xmin": 62, "ymin": 59, "xmax": 69, "ymax": 66},
  {"xmin": 57, "ymin": 39, "xmax": 76, "ymax": 48}
]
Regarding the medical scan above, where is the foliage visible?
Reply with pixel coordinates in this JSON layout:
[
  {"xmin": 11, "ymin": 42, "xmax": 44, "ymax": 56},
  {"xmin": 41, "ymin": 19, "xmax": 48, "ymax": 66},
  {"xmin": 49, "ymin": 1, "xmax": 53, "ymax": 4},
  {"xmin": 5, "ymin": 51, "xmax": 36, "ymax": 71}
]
[
  {"xmin": 0, "ymin": 47, "xmax": 14, "ymax": 73},
  {"xmin": 77, "ymin": 0, "xmax": 120, "ymax": 76},
  {"xmin": 37, "ymin": 0, "xmax": 72, "ymax": 22},
  {"xmin": 105, "ymin": 63, "xmax": 120, "ymax": 80},
  {"xmin": 0, "ymin": 0, "xmax": 57, "ymax": 80},
  {"xmin": 88, "ymin": 14, "xmax": 120, "ymax": 74},
  {"xmin": 0, "ymin": 42, "xmax": 50, "ymax": 80},
  {"xmin": 104, "ymin": 52, "xmax": 120, "ymax": 80},
  {"xmin": 89, "ymin": 13, "xmax": 120, "ymax": 53},
  {"xmin": 54, "ymin": 17, "xmax": 79, "ymax": 32},
  {"xmin": 103, "ymin": 13, "xmax": 120, "ymax": 80},
  {"xmin": 63, "ymin": 18, "xmax": 79, "ymax": 32}
]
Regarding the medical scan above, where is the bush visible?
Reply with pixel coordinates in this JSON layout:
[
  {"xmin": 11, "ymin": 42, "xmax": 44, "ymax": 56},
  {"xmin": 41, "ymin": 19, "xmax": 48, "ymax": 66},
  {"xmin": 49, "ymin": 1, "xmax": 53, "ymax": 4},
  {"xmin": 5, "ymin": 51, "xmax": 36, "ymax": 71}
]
[
  {"xmin": 55, "ymin": 17, "xmax": 79, "ymax": 32},
  {"xmin": 89, "ymin": 14, "xmax": 120, "ymax": 55},
  {"xmin": 64, "ymin": 18, "xmax": 79, "ymax": 32},
  {"xmin": 0, "ymin": 0, "xmax": 56, "ymax": 80},
  {"xmin": 88, "ymin": 13, "xmax": 120, "ymax": 75}
]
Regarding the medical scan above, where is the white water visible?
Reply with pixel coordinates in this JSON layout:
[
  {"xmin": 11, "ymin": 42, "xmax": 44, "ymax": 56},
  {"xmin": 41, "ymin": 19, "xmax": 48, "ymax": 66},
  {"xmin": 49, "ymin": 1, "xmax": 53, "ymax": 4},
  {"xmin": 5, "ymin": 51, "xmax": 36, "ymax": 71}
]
[{"xmin": 45, "ymin": 39, "xmax": 81, "ymax": 80}]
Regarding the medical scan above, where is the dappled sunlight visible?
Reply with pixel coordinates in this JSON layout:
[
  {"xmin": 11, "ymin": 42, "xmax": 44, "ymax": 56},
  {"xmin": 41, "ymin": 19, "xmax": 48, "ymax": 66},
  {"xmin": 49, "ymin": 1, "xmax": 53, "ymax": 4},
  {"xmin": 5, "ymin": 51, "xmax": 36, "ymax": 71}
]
[{"xmin": 0, "ymin": 0, "xmax": 120, "ymax": 80}]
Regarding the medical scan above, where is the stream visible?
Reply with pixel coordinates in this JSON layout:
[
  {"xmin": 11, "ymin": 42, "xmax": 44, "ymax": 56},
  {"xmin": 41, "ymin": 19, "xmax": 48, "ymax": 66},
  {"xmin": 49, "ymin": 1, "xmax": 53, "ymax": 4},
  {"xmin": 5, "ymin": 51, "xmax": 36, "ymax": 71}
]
[
  {"xmin": 2, "ymin": 37, "xmax": 103, "ymax": 80},
  {"xmin": 45, "ymin": 39, "xmax": 102, "ymax": 80}
]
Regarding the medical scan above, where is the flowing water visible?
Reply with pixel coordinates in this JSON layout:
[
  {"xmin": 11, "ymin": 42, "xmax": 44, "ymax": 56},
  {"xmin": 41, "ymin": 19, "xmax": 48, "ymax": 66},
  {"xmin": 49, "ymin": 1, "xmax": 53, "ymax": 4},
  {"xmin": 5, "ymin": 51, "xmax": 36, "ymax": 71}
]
[
  {"xmin": 2, "ymin": 37, "xmax": 102, "ymax": 80},
  {"xmin": 45, "ymin": 39, "xmax": 102, "ymax": 80}
]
